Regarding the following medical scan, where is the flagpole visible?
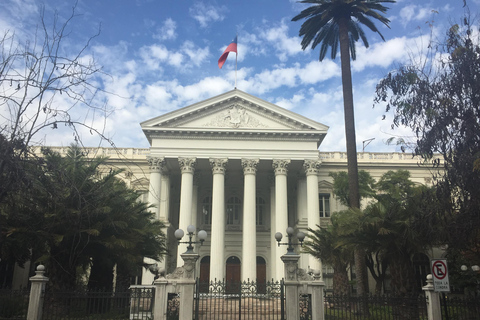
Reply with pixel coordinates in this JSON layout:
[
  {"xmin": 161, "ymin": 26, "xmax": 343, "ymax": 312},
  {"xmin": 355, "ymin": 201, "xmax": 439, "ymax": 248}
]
[{"xmin": 235, "ymin": 33, "xmax": 238, "ymax": 89}]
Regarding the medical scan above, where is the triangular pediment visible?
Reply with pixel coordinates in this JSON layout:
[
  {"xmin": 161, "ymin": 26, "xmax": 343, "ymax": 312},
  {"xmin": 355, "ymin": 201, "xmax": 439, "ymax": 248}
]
[{"xmin": 141, "ymin": 89, "xmax": 329, "ymax": 143}]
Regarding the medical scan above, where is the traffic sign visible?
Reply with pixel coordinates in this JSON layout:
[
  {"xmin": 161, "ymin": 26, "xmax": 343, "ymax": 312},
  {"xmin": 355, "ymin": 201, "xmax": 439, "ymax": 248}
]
[{"xmin": 431, "ymin": 259, "xmax": 450, "ymax": 292}]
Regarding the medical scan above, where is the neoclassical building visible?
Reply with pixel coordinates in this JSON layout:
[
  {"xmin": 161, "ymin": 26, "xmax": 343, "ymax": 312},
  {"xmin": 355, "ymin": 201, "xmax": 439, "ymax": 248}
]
[
  {"xmin": 135, "ymin": 89, "xmax": 438, "ymax": 287},
  {"xmin": 10, "ymin": 89, "xmax": 440, "ymax": 291}
]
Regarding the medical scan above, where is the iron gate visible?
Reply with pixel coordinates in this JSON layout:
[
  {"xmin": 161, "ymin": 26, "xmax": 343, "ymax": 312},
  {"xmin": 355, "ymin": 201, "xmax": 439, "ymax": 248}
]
[{"xmin": 194, "ymin": 279, "xmax": 286, "ymax": 320}]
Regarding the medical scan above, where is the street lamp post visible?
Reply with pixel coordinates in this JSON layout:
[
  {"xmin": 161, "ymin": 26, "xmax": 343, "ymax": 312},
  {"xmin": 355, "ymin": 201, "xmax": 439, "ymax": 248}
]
[
  {"xmin": 175, "ymin": 224, "xmax": 207, "ymax": 254},
  {"xmin": 275, "ymin": 227, "xmax": 305, "ymax": 255}
]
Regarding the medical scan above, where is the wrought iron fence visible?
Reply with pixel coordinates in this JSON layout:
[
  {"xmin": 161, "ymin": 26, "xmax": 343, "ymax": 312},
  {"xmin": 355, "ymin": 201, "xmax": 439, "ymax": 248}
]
[
  {"xmin": 194, "ymin": 279, "xmax": 285, "ymax": 320},
  {"xmin": 324, "ymin": 293, "xmax": 428, "ymax": 320},
  {"xmin": 299, "ymin": 294, "xmax": 312, "ymax": 320},
  {"xmin": 130, "ymin": 287, "xmax": 155, "ymax": 320},
  {"xmin": 441, "ymin": 294, "xmax": 480, "ymax": 319},
  {"xmin": 0, "ymin": 289, "xmax": 29, "ymax": 320},
  {"xmin": 43, "ymin": 288, "xmax": 154, "ymax": 320},
  {"xmin": 166, "ymin": 292, "xmax": 179, "ymax": 320}
]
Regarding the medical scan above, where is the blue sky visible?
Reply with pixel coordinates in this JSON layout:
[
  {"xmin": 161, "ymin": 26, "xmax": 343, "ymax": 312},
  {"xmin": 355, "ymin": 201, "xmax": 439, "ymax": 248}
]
[{"xmin": 0, "ymin": 0, "xmax": 478, "ymax": 152}]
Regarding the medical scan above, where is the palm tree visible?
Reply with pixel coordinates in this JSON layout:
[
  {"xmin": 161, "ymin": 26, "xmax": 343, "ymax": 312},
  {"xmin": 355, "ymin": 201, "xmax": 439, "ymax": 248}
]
[
  {"xmin": 303, "ymin": 215, "xmax": 353, "ymax": 295},
  {"xmin": 292, "ymin": 0, "xmax": 395, "ymax": 295}
]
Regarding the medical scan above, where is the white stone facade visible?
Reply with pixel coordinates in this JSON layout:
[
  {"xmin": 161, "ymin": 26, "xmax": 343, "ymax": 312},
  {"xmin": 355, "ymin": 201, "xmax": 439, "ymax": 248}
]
[{"xmin": 18, "ymin": 89, "xmax": 439, "ymax": 291}]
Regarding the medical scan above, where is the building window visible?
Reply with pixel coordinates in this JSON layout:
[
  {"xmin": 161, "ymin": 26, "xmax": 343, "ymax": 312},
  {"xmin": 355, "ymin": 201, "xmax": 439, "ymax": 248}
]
[
  {"xmin": 136, "ymin": 190, "xmax": 149, "ymax": 204},
  {"xmin": 319, "ymin": 193, "xmax": 330, "ymax": 217},
  {"xmin": 256, "ymin": 197, "xmax": 265, "ymax": 226},
  {"xmin": 202, "ymin": 196, "xmax": 212, "ymax": 225},
  {"xmin": 227, "ymin": 196, "xmax": 242, "ymax": 225}
]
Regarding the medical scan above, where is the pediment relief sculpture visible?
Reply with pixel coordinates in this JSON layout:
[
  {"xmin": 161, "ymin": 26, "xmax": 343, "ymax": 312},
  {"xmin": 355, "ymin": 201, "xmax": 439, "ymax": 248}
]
[{"xmin": 203, "ymin": 104, "xmax": 268, "ymax": 128}]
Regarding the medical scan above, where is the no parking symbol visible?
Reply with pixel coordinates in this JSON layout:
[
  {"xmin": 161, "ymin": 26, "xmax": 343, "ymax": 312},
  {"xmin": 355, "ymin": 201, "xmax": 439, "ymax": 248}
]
[{"xmin": 431, "ymin": 259, "xmax": 450, "ymax": 292}]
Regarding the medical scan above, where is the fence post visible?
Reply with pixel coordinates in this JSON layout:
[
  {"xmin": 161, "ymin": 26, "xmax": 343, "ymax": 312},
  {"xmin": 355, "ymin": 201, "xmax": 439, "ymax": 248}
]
[
  {"xmin": 178, "ymin": 252, "xmax": 198, "ymax": 320},
  {"xmin": 309, "ymin": 270, "xmax": 325, "ymax": 320},
  {"xmin": 27, "ymin": 265, "xmax": 49, "ymax": 320},
  {"xmin": 153, "ymin": 278, "xmax": 169, "ymax": 320},
  {"xmin": 282, "ymin": 253, "xmax": 300, "ymax": 320},
  {"xmin": 422, "ymin": 274, "xmax": 441, "ymax": 320}
]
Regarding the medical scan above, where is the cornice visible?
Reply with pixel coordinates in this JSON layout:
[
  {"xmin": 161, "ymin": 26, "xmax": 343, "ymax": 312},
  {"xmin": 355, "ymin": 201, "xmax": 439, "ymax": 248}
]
[{"xmin": 145, "ymin": 130, "xmax": 323, "ymax": 142}]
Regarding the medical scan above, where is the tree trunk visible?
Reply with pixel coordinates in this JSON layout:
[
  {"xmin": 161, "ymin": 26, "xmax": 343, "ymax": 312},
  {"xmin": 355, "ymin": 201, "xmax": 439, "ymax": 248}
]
[
  {"xmin": 333, "ymin": 262, "xmax": 350, "ymax": 295},
  {"xmin": 88, "ymin": 256, "xmax": 115, "ymax": 291},
  {"xmin": 338, "ymin": 17, "xmax": 366, "ymax": 299}
]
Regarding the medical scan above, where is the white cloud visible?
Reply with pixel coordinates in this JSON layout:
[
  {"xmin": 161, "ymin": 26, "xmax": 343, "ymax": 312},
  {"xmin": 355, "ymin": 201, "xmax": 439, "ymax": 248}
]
[
  {"xmin": 297, "ymin": 60, "xmax": 340, "ymax": 84},
  {"xmin": 182, "ymin": 41, "xmax": 210, "ymax": 66},
  {"xmin": 258, "ymin": 20, "xmax": 304, "ymax": 61},
  {"xmin": 399, "ymin": 5, "xmax": 435, "ymax": 27},
  {"xmin": 153, "ymin": 18, "xmax": 177, "ymax": 41},
  {"xmin": 139, "ymin": 41, "xmax": 211, "ymax": 72},
  {"xmin": 189, "ymin": 2, "xmax": 226, "ymax": 28}
]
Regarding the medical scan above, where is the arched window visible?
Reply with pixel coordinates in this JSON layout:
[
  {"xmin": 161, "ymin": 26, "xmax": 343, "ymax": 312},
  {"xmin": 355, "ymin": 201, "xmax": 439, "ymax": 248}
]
[
  {"xmin": 256, "ymin": 197, "xmax": 265, "ymax": 226},
  {"xmin": 202, "ymin": 196, "xmax": 212, "ymax": 225},
  {"xmin": 226, "ymin": 196, "xmax": 242, "ymax": 225}
]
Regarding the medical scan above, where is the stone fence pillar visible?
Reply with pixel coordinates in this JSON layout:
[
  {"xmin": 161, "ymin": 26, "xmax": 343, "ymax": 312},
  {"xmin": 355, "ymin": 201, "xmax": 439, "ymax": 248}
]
[
  {"xmin": 153, "ymin": 252, "xmax": 198, "ymax": 320},
  {"xmin": 422, "ymin": 274, "xmax": 441, "ymax": 320},
  {"xmin": 27, "ymin": 265, "xmax": 49, "ymax": 320},
  {"xmin": 282, "ymin": 253, "xmax": 301, "ymax": 320},
  {"xmin": 282, "ymin": 254, "xmax": 325, "ymax": 320},
  {"xmin": 304, "ymin": 270, "xmax": 325, "ymax": 320}
]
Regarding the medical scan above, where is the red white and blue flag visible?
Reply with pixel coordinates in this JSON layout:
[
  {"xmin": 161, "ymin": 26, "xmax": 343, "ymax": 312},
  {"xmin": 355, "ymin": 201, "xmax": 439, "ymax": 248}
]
[{"xmin": 218, "ymin": 36, "xmax": 237, "ymax": 69}]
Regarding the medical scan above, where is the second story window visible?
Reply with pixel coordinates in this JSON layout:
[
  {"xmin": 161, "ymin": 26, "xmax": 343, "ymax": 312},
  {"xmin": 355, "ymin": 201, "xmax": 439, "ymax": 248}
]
[
  {"xmin": 227, "ymin": 196, "xmax": 242, "ymax": 225},
  {"xmin": 202, "ymin": 196, "xmax": 212, "ymax": 225},
  {"xmin": 256, "ymin": 197, "xmax": 265, "ymax": 226},
  {"xmin": 319, "ymin": 193, "xmax": 331, "ymax": 218}
]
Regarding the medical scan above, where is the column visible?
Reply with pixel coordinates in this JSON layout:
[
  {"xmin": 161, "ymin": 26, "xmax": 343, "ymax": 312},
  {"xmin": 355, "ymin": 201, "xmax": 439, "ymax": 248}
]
[
  {"xmin": 273, "ymin": 159, "xmax": 290, "ymax": 280},
  {"xmin": 269, "ymin": 176, "xmax": 277, "ymax": 280},
  {"xmin": 147, "ymin": 157, "xmax": 165, "ymax": 219},
  {"xmin": 210, "ymin": 158, "xmax": 228, "ymax": 280},
  {"xmin": 159, "ymin": 174, "xmax": 170, "ymax": 221},
  {"xmin": 191, "ymin": 175, "xmax": 199, "ymax": 227},
  {"xmin": 177, "ymin": 157, "xmax": 196, "ymax": 266},
  {"xmin": 158, "ymin": 173, "xmax": 170, "ymax": 272},
  {"xmin": 143, "ymin": 157, "xmax": 165, "ymax": 284},
  {"xmin": 242, "ymin": 159, "xmax": 259, "ymax": 281},
  {"xmin": 304, "ymin": 159, "xmax": 322, "ymax": 273}
]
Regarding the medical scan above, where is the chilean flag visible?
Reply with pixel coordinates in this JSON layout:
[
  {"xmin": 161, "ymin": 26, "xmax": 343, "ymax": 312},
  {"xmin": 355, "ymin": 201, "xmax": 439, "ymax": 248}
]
[{"xmin": 218, "ymin": 36, "xmax": 237, "ymax": 69}]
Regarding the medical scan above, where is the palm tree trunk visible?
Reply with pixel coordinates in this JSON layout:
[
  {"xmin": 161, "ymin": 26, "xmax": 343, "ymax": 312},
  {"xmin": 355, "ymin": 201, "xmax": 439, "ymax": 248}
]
[{"xmin": 338, "ymin": 16, "xmax": 368, "ymax": 302}]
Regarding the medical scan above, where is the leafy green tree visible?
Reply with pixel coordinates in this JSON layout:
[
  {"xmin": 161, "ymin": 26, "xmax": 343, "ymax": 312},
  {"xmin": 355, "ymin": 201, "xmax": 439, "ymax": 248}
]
[
  {"xmin": 292, "ymin": 0, "xmax": 395, "ymax": 295},
  {"xmin": 303, "ymin": 214, "xmax": 353, "ymax": 295},
  {"xmin": 0, "ymin": 2, "xmax": 110, "ymax": 221},
  {"xmin": 330, "ymin": 170, "xmax": 376, "ymax": 207},
  {"xmin": 331, "ymin": 170, "xmax": 441, "ymax": 298},
  {"xmin": 374, "ymin": 14, "xmax": 480, "ymax": 267},
  {"xmin": 3, "ymin": 146, "xmax": 167, "ymax": 291},
  {"xmin": 0, "ymin": 3, "xmax": 112, "ymax": 285},
  {"xmin": 335, "ymin": 206, "xmax": 389, "ymax": 294},
  {"xmin": 346, "ymin": 171, "xmax": 440, "ymax": 295}
]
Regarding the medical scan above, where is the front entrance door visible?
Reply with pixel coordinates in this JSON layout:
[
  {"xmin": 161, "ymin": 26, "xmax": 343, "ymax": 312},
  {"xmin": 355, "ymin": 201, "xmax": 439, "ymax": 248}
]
[
  {"xmin": 199, "ymin": 256, "xmax": 210, "ymax": 293},
  {"xmin": 226, "ymin": 256, "xmax": 241, "ymax": 293},
  {"xmin": 257, "ymin": 256, "xmax": 267, "ymax": 294}
]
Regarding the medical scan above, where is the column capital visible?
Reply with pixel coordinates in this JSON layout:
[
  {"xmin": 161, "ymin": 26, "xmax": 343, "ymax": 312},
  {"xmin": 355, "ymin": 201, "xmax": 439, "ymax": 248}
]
[
  {"xmin": 272, "ymin": 159, "xmax": 290, "ymax": 175},
  {"xmin": 147, "ymin": 156, "xmax": 166, "ymax": 173},
  {"xmin": 303, "ymin": 159, "xmax": 322, "ymax": 176},
  {"xmin": 179, "ymin": 157, "xmax": 196, "ymax": 174},
  {"xmin": 241, "ymin": 159, "xmax": 259, "ymax": 175},
  {"xmin": 210, "ymin": 158, "xmax": 228, "ymax": 174}
]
